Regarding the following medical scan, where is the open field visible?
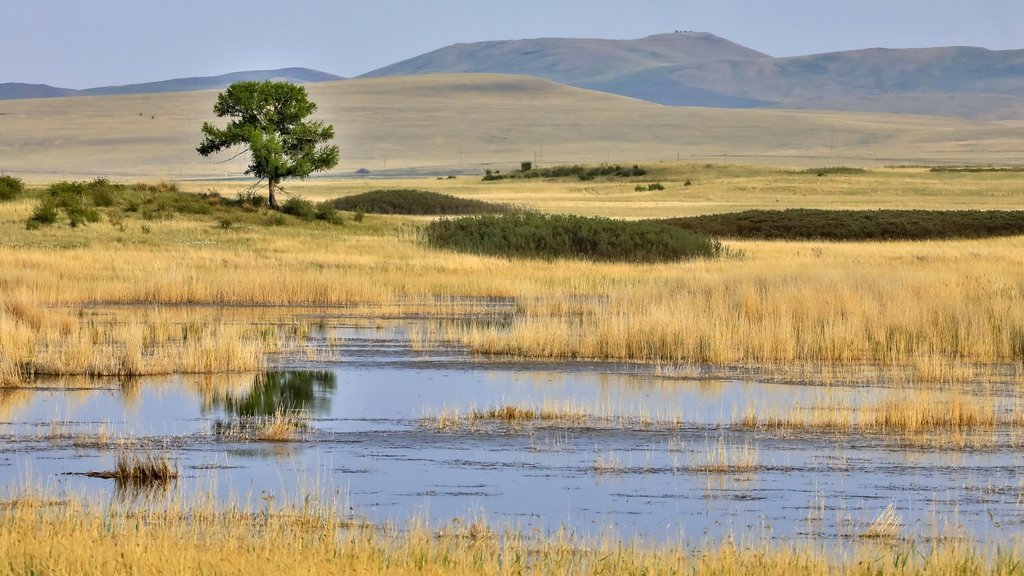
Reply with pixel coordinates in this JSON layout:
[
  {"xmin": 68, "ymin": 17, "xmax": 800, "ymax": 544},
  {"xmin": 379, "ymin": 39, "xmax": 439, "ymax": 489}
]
[
  {"xmin": 2, "ymin": 164, "xmax": 1023, "ymax": 384},
  {"xmin": 2, "ymin": 74, "xmax": 1024, "ymax": 183}
]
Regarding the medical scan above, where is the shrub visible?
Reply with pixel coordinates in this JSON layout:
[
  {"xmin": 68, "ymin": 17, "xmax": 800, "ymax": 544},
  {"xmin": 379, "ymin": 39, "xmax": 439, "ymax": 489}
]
[
  {"xmin": 327, "ymin": 189, "xmax": 512, "ymax": 216},
  {"xmin": 661, "ymin": 209, "xmax": 1024, "ymax": 241},
  {"xmin": 281, "ymin": 196, "xmax": 317, "ymax": 220},
  {"xmin": 314, "ymin": 202, "xmax": 344, "ymax": 225},
  {"xmin": 0, "ymin": 175, "xmax": 25, "ymax": 201},
  {"xmin": 27, "ymin": 198, "xmax": 60, "ymax": 227},
  {"xmin": 424, "ymin": 213, "xmax": 722, "ymax": 263},
  {"xmin": 481, "ymin": 164, "xmax": 647, "ymax": 182}
]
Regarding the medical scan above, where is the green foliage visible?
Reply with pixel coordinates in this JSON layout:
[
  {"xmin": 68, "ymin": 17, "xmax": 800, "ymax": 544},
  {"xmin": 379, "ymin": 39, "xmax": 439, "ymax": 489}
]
[
  {"xmin": 0, "ymin": 175, "xmax": 25, "ymax": 201},
  {"xmin": 635, "ymin": 183, "xmax": 665, "ymax": 191},
  {"xmin": 483, "ymin": 164, "xmax": 647, "ymax": 182},
  {"xmin": 520, "ymin": 161, "xmax": 533, "ymax": 172},
  {"xmin": 281, "ymin": 196, "xmax": 317, "ymax": 220},
  {"xmin": 22, "ymin": 178, "xmax": 338, "ymax": 230},
  {"xmin": 26, "ymin": 179, "xmax": 112, "ymax": 228},
  {"xmin": 799, "ymin": 167, "xmax": 866, "ymax": 176},
  {"xmin": 197, "ymin": 81, "xmax": 340, "ymax": 209},
  {"xmin": 328, "ymin": 189, "xmax": 512, "ymax": 215},
  {"xmin": 424, "ymin": 213, "xmax": 722, "ymax": 263},
  {"xmin": 662, "ymin": 209, "xmax": 1024, "ymax": 241}
]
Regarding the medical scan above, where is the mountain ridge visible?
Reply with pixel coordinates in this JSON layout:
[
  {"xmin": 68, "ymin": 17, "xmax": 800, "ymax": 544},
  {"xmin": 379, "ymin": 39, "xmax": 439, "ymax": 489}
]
[{"xmin": 0, "ymin": 67, "xmax": 342, "ymax": 101}]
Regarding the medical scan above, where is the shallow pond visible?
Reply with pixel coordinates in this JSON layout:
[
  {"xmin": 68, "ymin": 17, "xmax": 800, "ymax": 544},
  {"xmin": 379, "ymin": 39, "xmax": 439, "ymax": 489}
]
[{"xmin": 1, "ymin": 313, "xmax": 1022, "ymax": 543}]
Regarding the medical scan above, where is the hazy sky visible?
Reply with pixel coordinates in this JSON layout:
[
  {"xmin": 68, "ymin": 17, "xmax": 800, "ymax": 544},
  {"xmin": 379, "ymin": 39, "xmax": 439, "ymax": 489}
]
[{"xmin": 4, "ymin": 0, "xmax": 1023, "ymax": 88}]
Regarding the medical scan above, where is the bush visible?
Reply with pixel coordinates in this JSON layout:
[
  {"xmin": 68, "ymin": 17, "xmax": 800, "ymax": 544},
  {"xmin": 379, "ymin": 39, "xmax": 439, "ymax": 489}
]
[
  {"xmin": 327, "ymin": 189, "xmax": 512, "ymax": 216},
  {"xmin": 281, "ymin": 196, "xmax": 317, "ymax": 220},
  {"xmin": 0, "ymin": 175, "xmax": 25, "ymax": 201},
  {"xmin": 424, "ymin": 213, "xmax": 722, "ymax": 263},
  {"xmin": 481, "ymin": 163, "xmax": 647, "ymax": 182},
  {"xmin": 661, "ymin": 209, "xmax": 1024, "ymax": 241}
]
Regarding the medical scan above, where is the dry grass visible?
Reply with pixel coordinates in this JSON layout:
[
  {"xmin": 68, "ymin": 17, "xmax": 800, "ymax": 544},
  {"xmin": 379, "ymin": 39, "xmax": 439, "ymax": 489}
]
[
  {"xmin": 214, "ymin": 408, "xmax": 311, "ymax": 442},
  {"xmin": 738, "ymin": 389, "xmax": 1010, "ymax": 436},
  {"xmin": 861, "ymin": 503, "xmax": 904, "ymax": 539},
  {"xmin": 1, "ymin": 167, "xmax": 1022, "ymax": 387},
  {"xmin": 86, "ymin": 452, "xmax": 179, "ymax": 487},
  {"xmin": 691, "ymin": 436, "xmax": 760, "ymax": 474},
  {"xmin": 7, "ymin": 75, "xmax": 1024, "ymax": 184},
  {"xmin": 1, "ymin": 491, "xmax": 1019, "ymax": 575}
]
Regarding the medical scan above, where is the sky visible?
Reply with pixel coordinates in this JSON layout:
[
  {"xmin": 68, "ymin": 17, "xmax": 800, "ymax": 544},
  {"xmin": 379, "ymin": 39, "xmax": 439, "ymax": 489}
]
[{"xmin": 4, "ymin": 0, "xmax": 1023, "ymax": 88}]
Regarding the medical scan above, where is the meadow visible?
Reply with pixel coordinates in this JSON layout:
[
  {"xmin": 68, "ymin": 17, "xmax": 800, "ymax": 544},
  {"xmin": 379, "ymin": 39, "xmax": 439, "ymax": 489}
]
[{"xmin": 1, "ymin": 163, "xmax": 1024, "ymax": 572}]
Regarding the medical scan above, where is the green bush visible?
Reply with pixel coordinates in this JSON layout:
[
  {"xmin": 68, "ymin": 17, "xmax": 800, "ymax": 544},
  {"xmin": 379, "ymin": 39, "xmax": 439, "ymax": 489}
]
[
  {"xmin": 0, "ymin": 175, "xmax": 25, "ymax": 201},
  {"xmin": 424, "ymin": 213, "xmax": 722, "ymax": 263},
  {"xmin": 281, "ymin": 196, "xmax": 317, "ymax": 220},
  {"xmin": 662, "ymin": 209, "xmax": 1024, "ymax": 241},
  {"xmin": 328, "ymin": 189, "xmax": 512, "ymax": 215},
  {"xmin": 482, "ymin": 164, "xmax": 647, "ymax": 182}
]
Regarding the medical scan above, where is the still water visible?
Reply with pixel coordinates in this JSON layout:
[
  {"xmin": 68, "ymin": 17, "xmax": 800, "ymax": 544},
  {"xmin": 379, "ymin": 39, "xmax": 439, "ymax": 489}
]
[{"xmin": 1, "ymin": 317, "xmax": 1021, "ymax": 543}]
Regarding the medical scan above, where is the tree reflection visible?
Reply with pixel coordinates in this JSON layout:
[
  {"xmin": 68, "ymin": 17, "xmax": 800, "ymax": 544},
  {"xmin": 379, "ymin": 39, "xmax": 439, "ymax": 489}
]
[{"xmin": 211, "ymin": 371, "xmax": 337, "ymax": 417}]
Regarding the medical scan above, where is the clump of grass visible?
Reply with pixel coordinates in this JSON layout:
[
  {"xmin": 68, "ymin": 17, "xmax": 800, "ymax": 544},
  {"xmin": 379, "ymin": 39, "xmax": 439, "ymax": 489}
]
[
  {"xmin": 424, "ymin": 212, "xmax": 723, "ymax": 263},
  {"xmin": 662, "ymin": 209, "xmax": 1024, "ymax": 241},
  {"xmin": 215, "ymin": 408, "xmax": 310, "ymax": 442},
  {"xmin": 693, "ymin": 437, "xmax": 759, "ymax": 473},
  {"xmin": 860, "ymin": 503, "xmax": 902, "ymax": 539},
  {"xmin": 328, "ymin": 189, "xmax": 513, "ymax": 215},
  {"xmin": 592, "ymin": 452, "xmax": 624, "ymax": 474},
  {"xmin": 86, "ymin": 452, "xmax": 178, "ymax": 487}
]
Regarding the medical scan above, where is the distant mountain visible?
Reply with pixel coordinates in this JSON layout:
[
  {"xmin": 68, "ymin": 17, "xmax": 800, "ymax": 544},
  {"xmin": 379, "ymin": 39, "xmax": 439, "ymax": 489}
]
[
  {"xmin": 0, "ymin": 83, "xmax": 78, "ymax": 100},
  {"xmin": 0, "ymin": 68, "xmax": 342, "ymax": 101},
  {"xmin": 361, "ymin": 32, "xmax": 770, "ymax": 84},
  {"xmin": 363, "ymin": 34, "xmax": 1024, "ymax": 119},
  {"xmin": 587, "ymin": 46, "xmax": 1024, "ymax": 119}
]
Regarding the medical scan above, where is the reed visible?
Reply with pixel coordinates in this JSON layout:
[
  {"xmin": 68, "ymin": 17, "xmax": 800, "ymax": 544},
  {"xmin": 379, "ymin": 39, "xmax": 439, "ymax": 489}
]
[
  {"xmin": 1, "ymin": 491, "xmax": 1019, "ymax": 575},
  {"xmin": 85, "ymin": 452, "xmax": 179, "ymax": 487}
]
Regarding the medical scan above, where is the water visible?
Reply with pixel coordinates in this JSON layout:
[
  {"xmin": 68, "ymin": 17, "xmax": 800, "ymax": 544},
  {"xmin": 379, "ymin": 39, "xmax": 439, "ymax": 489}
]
[{"xmin": 1, "ymin": 317, "xmax": 1022, "ymax": 543}]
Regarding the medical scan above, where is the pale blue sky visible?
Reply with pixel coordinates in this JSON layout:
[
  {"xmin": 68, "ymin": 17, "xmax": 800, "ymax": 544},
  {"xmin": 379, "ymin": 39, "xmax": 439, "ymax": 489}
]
[{"xmin": 4, "ymin": 0, "xmax": 1023, "ymax": 88}]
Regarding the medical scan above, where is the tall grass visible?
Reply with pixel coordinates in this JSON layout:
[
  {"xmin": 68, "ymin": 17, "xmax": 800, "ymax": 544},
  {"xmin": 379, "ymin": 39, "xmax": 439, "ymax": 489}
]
[{"xmin": 0, "ymin": 491, "xmax": 1020, "ymax": 575}]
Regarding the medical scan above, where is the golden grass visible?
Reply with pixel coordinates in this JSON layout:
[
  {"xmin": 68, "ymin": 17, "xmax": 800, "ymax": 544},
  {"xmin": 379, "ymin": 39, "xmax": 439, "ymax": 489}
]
[
  {"xmin": 1, "ymin": 167, "xmax": 1022, "ymax": 386},
  {"xmin": 861, "ymin": 504, "xmax": 904, "ymax": 540},
  {"xmin": 215, "ymin": 408, "xmax": 311, "ymax": 442},
  {"xmin": 692, "ymin": 436, "xmax": 760, "ymax": 474},
  {"xmin": 1, "ymin": 491, "xmax": 1021, "ymax": 575},
  {"xmin": 738, "ymin": 389, "xmax": 1010, "ymax": 435},
  {"xmin": 85, "ymin": 452, "xmax": 179, "ymax": 487}
]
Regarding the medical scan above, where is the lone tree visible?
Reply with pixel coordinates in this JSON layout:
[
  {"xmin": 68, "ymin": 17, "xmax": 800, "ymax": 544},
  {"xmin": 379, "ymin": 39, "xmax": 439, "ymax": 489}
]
[{"xmin": 197, "ymin": 81, "xmax": 339, "ymax": 210}]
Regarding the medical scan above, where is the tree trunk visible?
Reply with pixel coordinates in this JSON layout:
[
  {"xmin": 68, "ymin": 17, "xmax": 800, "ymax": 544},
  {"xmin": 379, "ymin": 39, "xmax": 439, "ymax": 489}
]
[{"xmin": 268, "ymin": 178, "xmax": 280, "ymax": 210}]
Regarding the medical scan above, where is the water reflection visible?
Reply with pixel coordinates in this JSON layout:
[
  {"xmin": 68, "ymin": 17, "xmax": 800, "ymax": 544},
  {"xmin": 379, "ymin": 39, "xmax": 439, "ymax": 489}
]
[{"xmin": 207, "ymin": 371, "xmax": 337, "ymax": 417}]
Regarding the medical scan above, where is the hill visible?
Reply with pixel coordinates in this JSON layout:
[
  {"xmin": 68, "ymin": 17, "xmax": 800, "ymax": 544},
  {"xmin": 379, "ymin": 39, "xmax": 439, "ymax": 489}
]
[
  {"xmin": 1, "ymin": 74, "xmax": 1022, "ymax": 182},
  {"xmin": 361, "ymin": 32, "xmax": 769, "ymax": 84},
  {"xmin": 363, "ymin": 35, "xmax": 1024, "ymax": 119},
  {"xmin": 0, "ymin": 68, "xmax": 342, "ymax": 101}
]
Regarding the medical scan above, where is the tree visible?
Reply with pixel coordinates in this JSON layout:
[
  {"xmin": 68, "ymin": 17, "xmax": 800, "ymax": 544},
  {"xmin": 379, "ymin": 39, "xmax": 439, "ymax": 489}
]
[{"xmin": 197, "ymin": 81, "xmax": 339, "ymax": 210}]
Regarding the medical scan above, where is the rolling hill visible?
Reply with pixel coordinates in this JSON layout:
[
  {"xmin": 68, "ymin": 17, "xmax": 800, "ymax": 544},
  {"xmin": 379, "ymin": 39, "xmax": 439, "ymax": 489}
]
[
  {"xmin": 363, "ymin": 34, "xmax": 1024, "ymax": 119},
  {"xmin": 1, "ymin": 74, "xmax": 1022, "ymax": 183},
  {"xmin": 362, "ymin": 32, "xmax": 769, "ymax": 84},
  {"xmin": 0, "ymin": 68, "xmax": 342, "ymax": 101}
]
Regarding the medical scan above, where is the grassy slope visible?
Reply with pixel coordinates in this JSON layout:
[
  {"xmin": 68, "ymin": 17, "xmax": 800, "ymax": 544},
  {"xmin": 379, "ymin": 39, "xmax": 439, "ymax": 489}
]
[{"xmin": 2, "ymin": 74, "xmax": 1024, "ymax": 183}]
